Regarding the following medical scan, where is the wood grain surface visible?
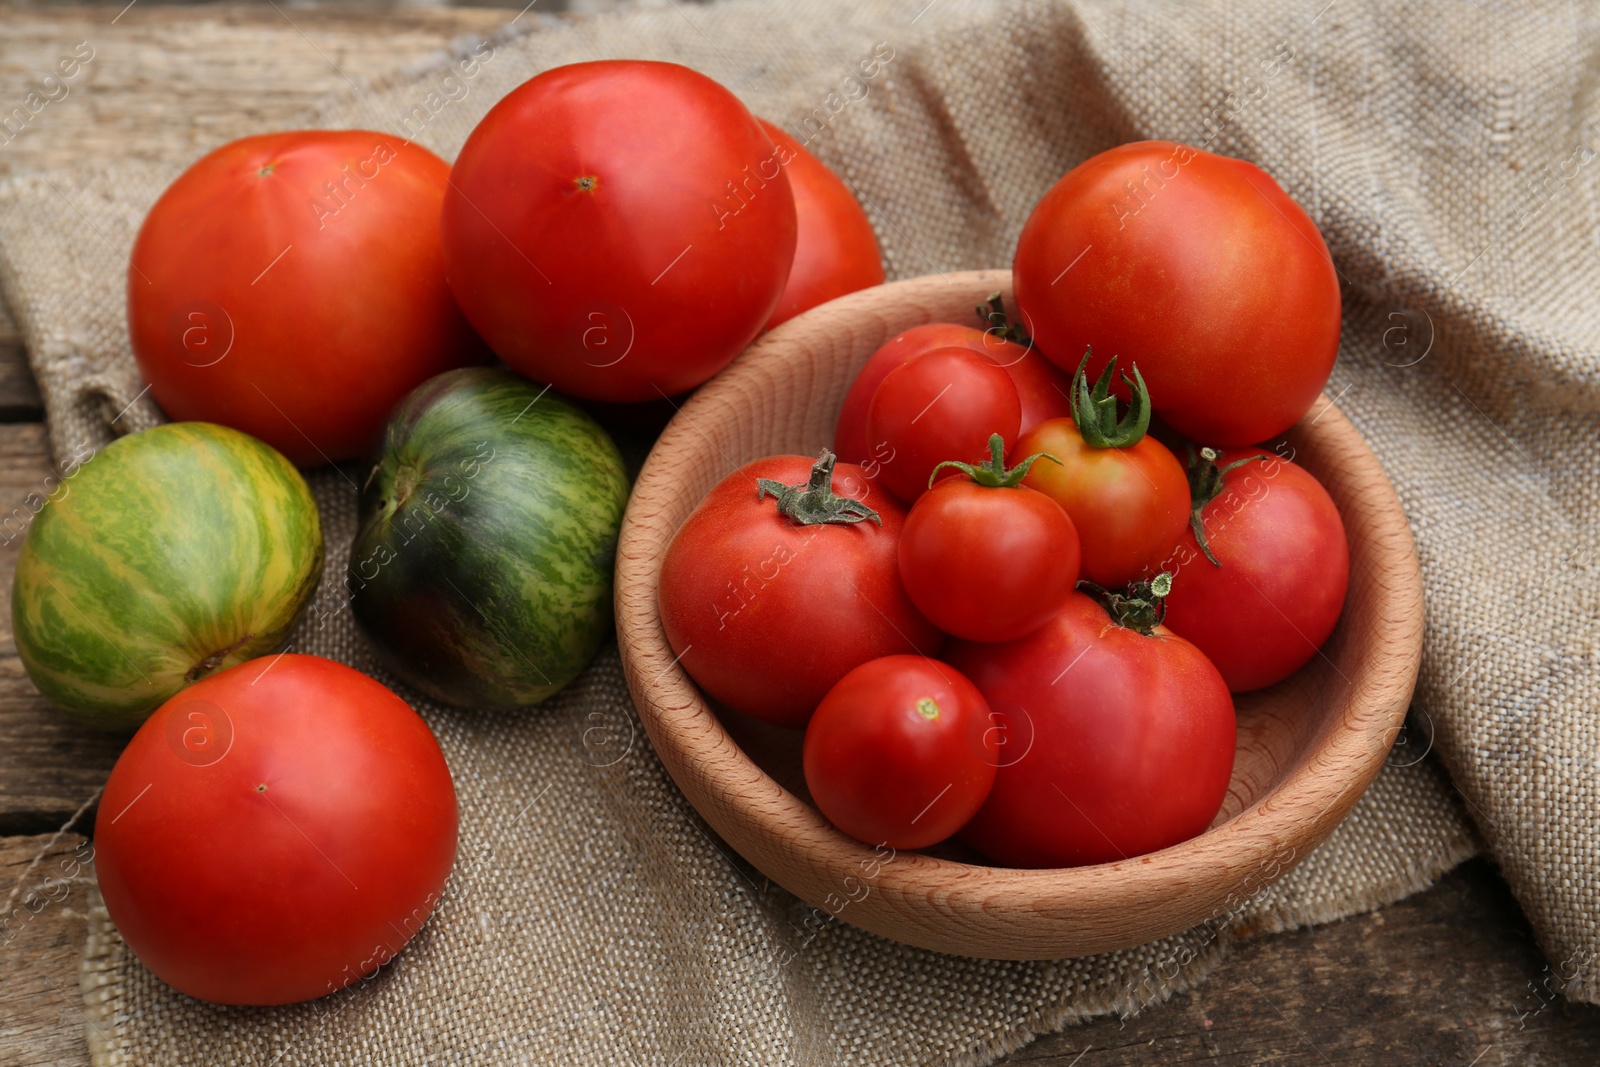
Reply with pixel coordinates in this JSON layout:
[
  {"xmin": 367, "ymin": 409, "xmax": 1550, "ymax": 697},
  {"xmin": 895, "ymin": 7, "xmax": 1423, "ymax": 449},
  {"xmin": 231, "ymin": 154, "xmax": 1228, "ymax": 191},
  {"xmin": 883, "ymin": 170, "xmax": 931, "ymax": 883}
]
[
  {"xmin": 0, "ymin": 3, "xmax": 510, "ymax": 180},
  {"xmin": 616, "ymin": 270, "xmax": 1422, "ymax": 960},
  {"xmin": 1, "ymin": 3, "xmax": 1598, "ymax": 1065}
]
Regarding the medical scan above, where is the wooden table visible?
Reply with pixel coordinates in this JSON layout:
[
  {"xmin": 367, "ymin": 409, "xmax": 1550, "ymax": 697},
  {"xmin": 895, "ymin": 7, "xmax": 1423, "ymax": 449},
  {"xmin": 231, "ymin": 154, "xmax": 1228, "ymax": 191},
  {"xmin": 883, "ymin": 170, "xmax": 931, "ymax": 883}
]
[{"xmin": 2, "ymin": 4, "xmax": 1599, "ymax": 1064}]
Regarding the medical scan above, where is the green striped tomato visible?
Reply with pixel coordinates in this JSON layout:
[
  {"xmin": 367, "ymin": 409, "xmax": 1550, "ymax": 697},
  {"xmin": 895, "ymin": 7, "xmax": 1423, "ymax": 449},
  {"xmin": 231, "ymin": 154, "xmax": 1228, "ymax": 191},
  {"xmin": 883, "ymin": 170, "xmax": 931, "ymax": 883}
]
[
  {"xmin": 12, "ymin": 423, "xmax": 323, "ymax": 730},
  {"xmin": 348, "ymin": 368, "xmax": 629, "ymax": 710}
]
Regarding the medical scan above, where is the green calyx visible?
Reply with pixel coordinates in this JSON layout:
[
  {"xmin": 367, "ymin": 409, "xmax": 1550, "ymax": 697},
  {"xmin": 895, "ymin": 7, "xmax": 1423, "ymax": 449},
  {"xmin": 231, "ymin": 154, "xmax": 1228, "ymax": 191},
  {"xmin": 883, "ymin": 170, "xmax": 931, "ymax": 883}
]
[
  {"xmin": 1070, "ymin": 349, "xmax": 1151, "ymax": 449},
  {"xmin": 929, "ymin": 433, "xmax": 1059, "ymax": 490},
  {"xmin": 757, "ymin": 449, "xmax": 881, "ymax": 526},
  {"xmin": 1078, "ymin": 572, "xmax": 1174, "ymax": 635},
  {"xmin": 975, "ymin": 292, "xmax": 1033, "ymax": 348},
  {"xmin": 1184, "ymin": 444, "xmax": 1269, "ymax": 566}
]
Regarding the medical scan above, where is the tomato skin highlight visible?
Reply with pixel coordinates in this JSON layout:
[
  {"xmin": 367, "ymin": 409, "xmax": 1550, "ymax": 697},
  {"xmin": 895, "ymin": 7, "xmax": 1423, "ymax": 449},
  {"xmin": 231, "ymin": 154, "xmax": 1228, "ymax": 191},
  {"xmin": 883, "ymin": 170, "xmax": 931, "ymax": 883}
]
[
  {"xmin": 899, "ymin": 477, "xmax": 1081, "ymax": 642},
  {"xmin": 93, "ymin": 655, "xmax": 458, "ymax": 1006},
  {"xmin": 866, "ymin": 347, "xmax": 1022, "ymax": 505},
  {"xmin": 948, "ymin": 593, "xmax": 1235, "ymax": 869},
  {"xmin": 759, "ymin": 120, "xmax": 884, "ymax": 330},
  {"xmin": 803, "ymin": 655, "xmax": 998, "ymax": 849},
  {"xmin": 127, "ymin": 131, "xmax": 487, "ymax": 467},
  {"xmin": 1158, "ymin": 450, "xmax": 1350, "ymax": 692},
  {"xmin": 659, "ymin": 456, "xmax": 941, "ymax": 729},
  {"xmin": 1016, "ymin": 416, "xmax": 1189, "ymax": 589},
  {"xmin": 835, "ymin": 324, "xmax": 1072, "ymax": 465},
  {"xmin": 1013, "ymin": 141, "xmax": 1341, "ymax": 446},
  {"xmin": 442, "ymin": 61, "xmax": 797, "ymax": 402}
]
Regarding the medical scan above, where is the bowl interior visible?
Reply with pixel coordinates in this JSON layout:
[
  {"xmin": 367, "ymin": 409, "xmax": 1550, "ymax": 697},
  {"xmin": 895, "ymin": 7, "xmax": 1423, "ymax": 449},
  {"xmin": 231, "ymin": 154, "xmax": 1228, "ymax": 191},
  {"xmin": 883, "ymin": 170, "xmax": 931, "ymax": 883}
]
[{"xmin": 616, "ymin": 270, "xmax": 1422, "ymax": 959}]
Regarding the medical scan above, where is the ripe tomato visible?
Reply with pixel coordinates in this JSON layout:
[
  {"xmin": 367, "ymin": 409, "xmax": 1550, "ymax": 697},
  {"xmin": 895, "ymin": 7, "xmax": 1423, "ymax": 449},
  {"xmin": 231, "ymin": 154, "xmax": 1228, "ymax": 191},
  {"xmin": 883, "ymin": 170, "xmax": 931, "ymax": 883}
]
[
  {"xmin": 803, "ymin": 655, "xmax": 997, "ymax": 849},
  {"xmin": 659, "ymin": 451, "xmax": 941, "ymax": 728},
  {"xmin": 899, "ymin": 435, "xmax": 1080, "ymax": 641},
  {"xmin": 443, "ymin": 61, "xmax": 796, "ymax": 402},
  {"xmin": 759, "ymin": 120, "xmax": 884, "ymax": 329},
  {"xmin": 834, "ymin": 320, "xmax": 1072, "ymax": 465},
  {"xmin": 1016, "ymin": 355, "xmax": 1189, "ymax": 588},
  {"xmin": 127, "ymin": 131, "xmax": 486, "ymax": 468},
  {"xmin": 866, "ymin": 347, "xmax": 1021, "ymax": 504},
  {"xmin": 1013, "ymin": 141, "xmax": 1341, "ymax": 446},
  {"xmin": 1157, "ymin": 446, "xmax": 1349, "ymax": 692},
  {"xmin": 94, "ymin": 654, "xmax": 458, "ymax": 1005},
  {"xmin": 948, "ymin": 583, "xmax": 1235, "ymax": 868}
]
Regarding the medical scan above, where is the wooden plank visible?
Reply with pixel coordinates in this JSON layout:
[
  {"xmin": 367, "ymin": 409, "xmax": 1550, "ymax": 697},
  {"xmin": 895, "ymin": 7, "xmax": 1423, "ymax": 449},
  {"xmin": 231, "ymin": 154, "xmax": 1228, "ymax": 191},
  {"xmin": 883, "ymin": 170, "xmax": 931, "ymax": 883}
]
[
  {"xmin": 0, "ymin": 831, "xmax": 94, "ymax": 1067},
  {"xmin": 0, "ymin": 300, "xmax": 43, "ymax": 422},
  {"xmin": 1022, "ymin": 858, "xmax": 1600, "ymax": 1065},
  {"xmin": 0, "ymin": 424, "xmax": 124, "ymax": 836},
  {"xmin": 0, "ymin": 3, "xmax": 513, "ymax": 180}
]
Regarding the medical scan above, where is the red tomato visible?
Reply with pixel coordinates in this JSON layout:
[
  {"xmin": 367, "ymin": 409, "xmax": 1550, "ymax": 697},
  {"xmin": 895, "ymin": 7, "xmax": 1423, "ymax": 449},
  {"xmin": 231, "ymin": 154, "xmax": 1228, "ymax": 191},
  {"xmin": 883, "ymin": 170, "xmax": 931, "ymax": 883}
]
[
  {"xmin": 127, "ymin": 132, "xmax": 486, "ymax": 467},
  {"xmin": 1013, "ymin": 141, "xmax": 1341, "ymax": 446},
  {"xmin": 1157, "ymin": 447, "xmax": 1349, "ymax": 692},
  {"xmin": 803, "ymin": 655, "xmax": 997, "ymax": 849},
  {"xmin": 759, "ymin": 120, "xmax": 884, "ymax": 329},
  {"xmin": 834, "ymin": 322, "xmax": 1072, "ymax": 465},
  {"xmin": 948, "ymin": 586, "xmax": 1235, "ymax": 868},
  {"xmin": 93, "ymin": 654, "xmax": 458, "ymax": 1005},
  {"xmin": 899, "ymin": 436, "xmax": 1081, "ymax": 641},
  {"xmin": 443, "ymin": 61, "xmax": 796, "ymax": 402},
  {"xmin": 659, "ymin": 452, "xmax": 941, "ymax": 728},
  {"xmin": 866, "ymin": 347, "xmax": 1021, "ymax": 504},
  {"xmin": 1015, "ymin": 356, "xmax": 1189, "ymax": 588}
]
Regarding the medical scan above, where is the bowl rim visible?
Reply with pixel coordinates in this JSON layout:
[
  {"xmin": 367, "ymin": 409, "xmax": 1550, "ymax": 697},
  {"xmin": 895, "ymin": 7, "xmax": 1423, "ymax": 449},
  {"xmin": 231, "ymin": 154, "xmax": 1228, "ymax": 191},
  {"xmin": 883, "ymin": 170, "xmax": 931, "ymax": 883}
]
[{"xmin": 615, "ymin": 270, "xmax": 1424, "ymax": 958}]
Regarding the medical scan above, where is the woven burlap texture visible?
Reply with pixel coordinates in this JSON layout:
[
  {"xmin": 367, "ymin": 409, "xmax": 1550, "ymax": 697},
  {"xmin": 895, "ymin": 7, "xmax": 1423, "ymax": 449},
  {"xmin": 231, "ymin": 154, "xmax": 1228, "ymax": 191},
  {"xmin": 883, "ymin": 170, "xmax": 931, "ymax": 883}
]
[{"xmin": 10, "ymin": 0, "xmax": 1584, "ymax": 1061}]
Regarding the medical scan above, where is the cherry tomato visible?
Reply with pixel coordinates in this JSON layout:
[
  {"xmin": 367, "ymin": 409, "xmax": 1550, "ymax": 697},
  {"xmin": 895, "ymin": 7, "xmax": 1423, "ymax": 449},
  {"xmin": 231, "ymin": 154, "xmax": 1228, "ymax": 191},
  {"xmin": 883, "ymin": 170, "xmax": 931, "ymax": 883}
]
[
  {"xmin": 899, "ymin": 436, "xmax": 1080, "ymax": 641},
  {"xmin": 1013, "ymin": 141, "xmax": 1341, "ymax": 446},
  {"xmin": 1016, "ymin": 355, "xmax": 1189, "ymax": 588},
  {"xmin": 93, "ymin": 655, "xmax": 458, "ymax": 1005},
  {"xmin": 947, "ymin": 583, "xmax": 1235, "ymax": 868},
  {"xmin": 865, "ymin": 347, "xmax": 1021, "ymax": 504},
  {"xmin": 443, "ymin": 61, "xmax": 796, "ymax": 402},
  {"xmin": 127, "ymin": 131, "xmax": 486, "ymax": 467},
  {"xmin": 834, "ymin": 320, "xmax": 1071, "ymax": 465},
  {"xmin": 803, "ymin": 655, "xmax": 997, "ymax": 849},
  {"xmin": 659, "ymin": 451, "xmax": 941, "ymax": 728},
  {"xmin": 1157, "ymin": 446, "xmax": 1349, "ymax": 692},
  {"xmin": 759, "ymin": 120, "xmax": 884, "ymax": 330}
]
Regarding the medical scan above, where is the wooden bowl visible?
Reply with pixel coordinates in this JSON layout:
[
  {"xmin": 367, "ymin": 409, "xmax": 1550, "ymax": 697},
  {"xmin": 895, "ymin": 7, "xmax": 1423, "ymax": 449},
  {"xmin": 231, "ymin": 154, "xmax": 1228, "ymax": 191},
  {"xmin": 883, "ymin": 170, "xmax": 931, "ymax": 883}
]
[{"xmin": 615, "ymin": 270, "xmax": 1423, "ymax": 960}]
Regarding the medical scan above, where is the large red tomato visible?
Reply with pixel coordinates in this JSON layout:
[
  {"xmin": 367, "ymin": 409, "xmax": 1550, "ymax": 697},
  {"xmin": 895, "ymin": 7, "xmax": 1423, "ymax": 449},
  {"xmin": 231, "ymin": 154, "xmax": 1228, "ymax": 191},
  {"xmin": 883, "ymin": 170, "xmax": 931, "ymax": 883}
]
[
  {"xmin": 759, "ymin": 120, "xmax": 883, "ymax": 330},
  {"xmin": 834, "ymin": 322, "xmax": 1072, "ymax": 465},
  {"xmin": 1157, "ymin": 446, "xmax": 1349, "ymax": 692},
  {"xmin": 947, "ymin": 585, "xmax": 1235, "ymax": 868},
  {"xmin": 443, "ymin": 61, "xmax": 796, "ymax": 402},
  {"xmin": 659, "ymin": 452, "xmax": 941, "ymax": 728},
  {"xmin": 803, "ymin": 655, "xmax": 997, "ymax": 850},
  {"xmin": 127, "ymin": 131, "xmax": 486, "ymax": 468},
  {"xmin": 94, "ymin": 654, "xmax": 458, "ymax": 1005},
  {"xmin": 1013, "ymin": 141, "xmax": 1341, "ymax": 446}
]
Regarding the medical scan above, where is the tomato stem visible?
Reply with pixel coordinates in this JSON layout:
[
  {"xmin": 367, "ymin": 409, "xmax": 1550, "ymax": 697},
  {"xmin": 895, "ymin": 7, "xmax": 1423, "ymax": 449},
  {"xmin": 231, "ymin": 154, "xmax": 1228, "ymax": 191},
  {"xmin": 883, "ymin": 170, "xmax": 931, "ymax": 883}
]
[
  {"xmin": 928, "ymin": 433, "xmax": 1058, "ymax": 489},
  {"xmin": 975, "ymin": 292, "xmax": 1032, "ymax": 348},
  {"xmin": 1077, "ymin": 572, "xmax": 1173, "ymax": 635},
  {"xmin": 1070, "ymin": 349, "xmax": 1152, "ymax": 449},
  {"xmin": 756, "ymin": 449, "xmax": 881, "ymax": 526},
  {"xmin": 1183, "ymin": 445, "xmax": 1269, "ymax": 567}
]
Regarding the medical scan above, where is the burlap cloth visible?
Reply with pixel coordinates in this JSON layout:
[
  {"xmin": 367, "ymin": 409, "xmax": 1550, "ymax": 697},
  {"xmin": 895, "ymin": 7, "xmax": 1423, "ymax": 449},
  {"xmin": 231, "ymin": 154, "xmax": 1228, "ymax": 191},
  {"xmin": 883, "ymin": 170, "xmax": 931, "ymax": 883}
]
[{"xmin": 11, "ymin": 0, "xmax": 1598, "ymax": 1060}]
